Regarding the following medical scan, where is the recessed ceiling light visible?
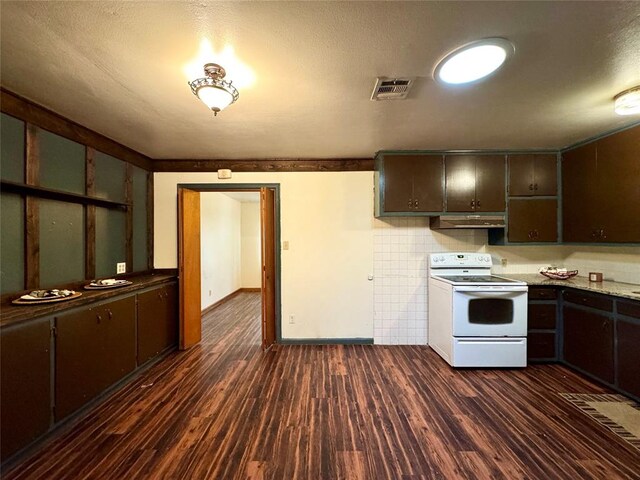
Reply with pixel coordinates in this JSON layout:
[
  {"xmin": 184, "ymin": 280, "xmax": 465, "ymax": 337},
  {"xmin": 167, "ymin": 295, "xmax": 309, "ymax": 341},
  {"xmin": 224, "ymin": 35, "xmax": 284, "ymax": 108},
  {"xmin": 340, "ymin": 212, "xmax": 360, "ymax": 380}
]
[
  {"xmin": 614, "ymin": 86, "xmax": 640, "ymax": 116},
  {"xmin": 434, "ymin": 38, "xmax": 515, "ymax": 85}
]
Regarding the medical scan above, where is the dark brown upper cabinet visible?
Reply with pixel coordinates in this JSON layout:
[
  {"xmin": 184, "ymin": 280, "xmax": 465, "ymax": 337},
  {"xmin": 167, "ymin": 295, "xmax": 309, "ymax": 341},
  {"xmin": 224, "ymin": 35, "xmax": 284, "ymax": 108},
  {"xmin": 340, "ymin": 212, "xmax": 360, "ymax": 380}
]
[
  {"xmin": 562, "ymin": 126, "xmax": 640, "ymax": 243},
  {"xmin": 508, "ymin": 198, "xmax": 557, "ymax": 242},
  {"xmin": 508, "ymin": 154, "xmax": 557, "ymax": 196},
  {"xmin": 376, "ymin": 154, "xmax": 444, "ymax": 215},
  {"xmin": 445, "ymin": 155, "xmax": 505, "ymax": 212}
]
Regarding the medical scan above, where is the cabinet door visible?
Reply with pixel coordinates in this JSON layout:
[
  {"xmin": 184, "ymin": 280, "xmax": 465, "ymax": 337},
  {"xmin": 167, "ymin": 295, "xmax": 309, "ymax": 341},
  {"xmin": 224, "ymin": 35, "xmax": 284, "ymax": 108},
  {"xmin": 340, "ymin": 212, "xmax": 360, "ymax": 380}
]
[
  {"xmin": 383, "ymin": 155, "xmax": 417, "ymax": 212},
  {"xmin": 508, "ymin": 199, "xmax": 557, "ymax": 242},
  {"xmin": 56, "ymin": 296, "xmax": 135, "ymax": 421},
  {"xmin": 0, "ymin": 318, "xmax": 51, "ymax": 461},
  {"xmin": 412, "ymin": 155, "xmax": 444, "ymax": 212},
  {"xmin": 595, "ymin": 126, "xmax": 640, "ymax": 242},
  {"xmin": 532, "ymin": 154, "xmax": 557, "ymax": 196},
  {"xmin": 137, "ymin": 284, "xmax": 178, "ymax": 365},
  {"xmin": 562, "ymin": 143, "xmax": 599, "ymax": 242},
  {"xmin": 617, "ymin": 320, "xmax": 640, "ymax": 398},
  {"xmin": 445, "ymin": 155, "xmax": 477, "ymax": 212},
  {"xmin": 475, "ymin": 155, "xmax": 505, "ymax": 212},
  {"xmin": 508, "ymin": 155, "xmax": 535, "ymax": 196},
  {"xmin": 563, "ymin": 306, "xmax": 614, "ymax": 384},
  {"xmin": 528, "ymin": 332, "xmax": 556, "ymax": 360}
]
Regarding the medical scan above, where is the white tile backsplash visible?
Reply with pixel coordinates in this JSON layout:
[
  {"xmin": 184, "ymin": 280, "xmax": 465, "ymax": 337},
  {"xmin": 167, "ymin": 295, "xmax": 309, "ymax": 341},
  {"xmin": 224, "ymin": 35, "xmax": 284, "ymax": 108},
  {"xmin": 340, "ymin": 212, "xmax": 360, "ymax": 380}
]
[{"xmin": 373, "ymin": 221, "xmax": 640, "ymax": 346}]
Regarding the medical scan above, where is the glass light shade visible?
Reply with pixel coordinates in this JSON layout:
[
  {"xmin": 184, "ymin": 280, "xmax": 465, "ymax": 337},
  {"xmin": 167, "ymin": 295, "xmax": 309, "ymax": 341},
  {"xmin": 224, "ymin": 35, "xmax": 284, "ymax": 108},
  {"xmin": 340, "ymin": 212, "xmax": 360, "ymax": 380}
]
[
  {"xmin": 614, "ymin": 88, "xmax": 640, "ymax": 116},
  {"xmin": 435, "ymin": 38, "xmax": 514, "ymax": 85},
  {"xmin": 196, "ymin": 85, "xmax": 234, "ymax": 112}
]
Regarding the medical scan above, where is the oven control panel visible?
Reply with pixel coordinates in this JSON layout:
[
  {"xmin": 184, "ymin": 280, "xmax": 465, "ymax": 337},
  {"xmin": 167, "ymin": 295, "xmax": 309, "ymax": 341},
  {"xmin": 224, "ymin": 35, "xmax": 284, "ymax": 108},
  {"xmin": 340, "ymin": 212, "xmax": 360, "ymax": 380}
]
[{"xmin": 429, "ymin": 253, "xmax": 492, "ymax": 268}]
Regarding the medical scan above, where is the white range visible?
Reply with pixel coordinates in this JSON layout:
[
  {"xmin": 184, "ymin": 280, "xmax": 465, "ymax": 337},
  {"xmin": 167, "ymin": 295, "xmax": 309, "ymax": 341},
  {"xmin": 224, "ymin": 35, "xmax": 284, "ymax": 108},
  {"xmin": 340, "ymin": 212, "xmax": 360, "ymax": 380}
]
[{"xmin": 428, "ymin": 253, "xmax": 528, "ymax": 367}]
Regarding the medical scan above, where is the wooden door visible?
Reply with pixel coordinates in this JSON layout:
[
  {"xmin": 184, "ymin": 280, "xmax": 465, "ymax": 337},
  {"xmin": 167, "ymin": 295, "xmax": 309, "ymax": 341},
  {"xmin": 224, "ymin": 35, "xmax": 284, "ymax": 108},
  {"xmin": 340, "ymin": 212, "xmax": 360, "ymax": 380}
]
[
  {"xmin": 412, "ymin": 155, "xmax": 444, "ymax": 212},
  {"xmin": 508, "ymin": 155, "xmax": 535, "ymax": 196},
  {"xmin": 445, "ymin": 155, "xmax": 477, "ymax": 212},
  {"xmin": 178, "ymin": 188, "xmax": 201, "ymax": 349},
  {"xmin": 595, "ymin": 126, "xmax": 640, "ymax": 242},
  {"xmin": 475, "ymin": 155, "xmax": 505, "ymax": 212},
  {"xmin": 562, "ymin": 143, "xmax": 598, "ymax": 242},
  {"xmin": 508, "ymin": 199, "xmax": 557, "ymax": 242},
  {"xmin": 260, "ymin": 187, "xmax": 276, "ymax": 350},
  {"xmin": 383, "ymin": 156, "xmax": 416, "ymax": 212}
]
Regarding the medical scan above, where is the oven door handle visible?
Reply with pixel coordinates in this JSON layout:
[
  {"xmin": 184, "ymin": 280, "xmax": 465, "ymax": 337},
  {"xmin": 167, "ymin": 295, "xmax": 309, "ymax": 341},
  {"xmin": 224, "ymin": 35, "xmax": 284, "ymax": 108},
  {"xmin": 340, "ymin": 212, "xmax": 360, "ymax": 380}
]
[{"xmin": 453, "ymin": 286, "xmax": 528, "ymax": 294}]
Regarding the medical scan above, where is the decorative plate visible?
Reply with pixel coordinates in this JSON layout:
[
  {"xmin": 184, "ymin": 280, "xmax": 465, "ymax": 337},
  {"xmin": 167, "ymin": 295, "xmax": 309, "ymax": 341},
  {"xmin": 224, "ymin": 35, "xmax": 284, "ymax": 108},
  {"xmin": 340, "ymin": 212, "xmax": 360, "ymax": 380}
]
[
  {"xmin": 13, "ymin": 290, "xmax": 82, "ymax": 305},
  {"xmin": 84, "ymin": 279, "xmax": 133, "ymax": 290}
]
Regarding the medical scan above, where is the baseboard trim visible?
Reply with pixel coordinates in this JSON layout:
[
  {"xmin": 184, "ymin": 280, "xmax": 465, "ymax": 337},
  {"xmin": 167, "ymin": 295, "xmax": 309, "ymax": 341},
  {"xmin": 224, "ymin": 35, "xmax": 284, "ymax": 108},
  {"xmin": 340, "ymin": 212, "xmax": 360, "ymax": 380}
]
[
  {"xmin": 279, "ymin": 338, "xmax": 374, "ymax": 345},
  {"xmin": 201, "ymin": 288, "xmax": 262, "ymax": 315}
]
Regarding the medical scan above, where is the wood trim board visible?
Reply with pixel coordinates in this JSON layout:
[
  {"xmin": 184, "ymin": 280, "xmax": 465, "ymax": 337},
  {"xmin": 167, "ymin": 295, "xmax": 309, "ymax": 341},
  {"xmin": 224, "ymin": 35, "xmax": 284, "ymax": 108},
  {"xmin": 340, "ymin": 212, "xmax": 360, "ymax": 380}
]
[{"xmin": 153, "ymin": 158, "xmax": 374, "ymax": 172}]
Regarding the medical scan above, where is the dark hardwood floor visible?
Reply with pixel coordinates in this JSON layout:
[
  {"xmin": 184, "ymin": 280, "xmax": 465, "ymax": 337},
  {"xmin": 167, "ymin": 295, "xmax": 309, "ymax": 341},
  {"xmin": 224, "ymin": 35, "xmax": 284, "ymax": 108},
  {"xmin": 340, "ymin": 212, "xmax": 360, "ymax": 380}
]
[{"xmin": 3, "ymin": 292, "xmax": 639, "ymax": 479}]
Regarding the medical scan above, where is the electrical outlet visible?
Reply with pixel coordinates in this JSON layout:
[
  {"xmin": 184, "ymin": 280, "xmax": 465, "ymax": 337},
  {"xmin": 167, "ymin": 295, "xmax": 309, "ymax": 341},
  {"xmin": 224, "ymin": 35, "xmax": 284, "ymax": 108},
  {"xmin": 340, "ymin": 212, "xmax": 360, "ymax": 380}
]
[
  {"xmin": 283, "ymin": 241, "xmax": 290, "ymax": 250},
  {"xmin": 289, "ymin": 314, "xmax": 295, "ymax": 324},
  {"xmin": 501, "ymin": 258, "xmax": 508, "ymax": 267},
  {"xmin": 209, "ymin": 290, "xmax": 212, "ymax": 297},
  {"xmin": 116, "ymin": 262, "xmax": 126, "ymax": 274}
]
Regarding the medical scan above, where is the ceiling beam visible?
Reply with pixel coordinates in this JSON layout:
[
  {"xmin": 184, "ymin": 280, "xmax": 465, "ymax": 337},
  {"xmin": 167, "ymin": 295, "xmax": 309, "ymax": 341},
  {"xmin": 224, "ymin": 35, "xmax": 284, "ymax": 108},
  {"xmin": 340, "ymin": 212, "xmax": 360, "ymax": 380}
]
[{"xmin": 153, "ymin": 158, "xmax": 374, "ymax": 172}]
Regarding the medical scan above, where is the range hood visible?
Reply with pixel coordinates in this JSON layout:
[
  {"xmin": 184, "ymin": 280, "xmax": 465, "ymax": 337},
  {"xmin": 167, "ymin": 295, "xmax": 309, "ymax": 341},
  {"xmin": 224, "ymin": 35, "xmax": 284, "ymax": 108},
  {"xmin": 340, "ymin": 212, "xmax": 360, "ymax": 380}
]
[{"xmin": 430, "ymin": 215, "xmax": 505, "ymax": 229}]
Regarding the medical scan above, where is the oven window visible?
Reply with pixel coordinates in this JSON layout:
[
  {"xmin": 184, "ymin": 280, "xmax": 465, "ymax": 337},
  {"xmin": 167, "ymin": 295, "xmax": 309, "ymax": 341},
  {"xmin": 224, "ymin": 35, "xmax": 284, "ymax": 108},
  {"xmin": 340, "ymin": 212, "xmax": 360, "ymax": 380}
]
[{"xmin": 468, "ymin": 299, "xmax": 513, "ymax": 324}]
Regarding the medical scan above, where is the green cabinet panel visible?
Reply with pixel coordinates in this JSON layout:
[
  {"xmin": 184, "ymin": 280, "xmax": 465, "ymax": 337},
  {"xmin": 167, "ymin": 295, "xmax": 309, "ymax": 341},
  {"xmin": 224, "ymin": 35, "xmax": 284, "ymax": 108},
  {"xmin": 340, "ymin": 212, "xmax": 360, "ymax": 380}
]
[
  {"xmin": 1, "ymin": 193, "xmax": 25, "ymax": 293},
  {"xmin": 39, "ymin": 199, "xmax": 85, "ymax": 287},
  {"xmin": 132, "ymin": 166, "xmax": 148, "ymax": 272},
  {"xmin": 94, "ymin": 151, "xmax": 125, "ymax": 202},
  {"xmin": 0, "ymin": 113, "xmax": 25, "ymax": 183},
  {"xmin": 95, "ymin": 207, "xmax": 126, "ymax": 278},
  {"xmin": 39, "ymin": 129, "xmax": 85, "ymax": 194}
]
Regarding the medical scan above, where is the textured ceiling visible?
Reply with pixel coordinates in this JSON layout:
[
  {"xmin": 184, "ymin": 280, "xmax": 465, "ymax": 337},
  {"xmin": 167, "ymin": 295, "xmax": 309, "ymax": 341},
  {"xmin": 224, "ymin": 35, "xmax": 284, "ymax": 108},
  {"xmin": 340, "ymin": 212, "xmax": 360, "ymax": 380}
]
[{"xmin": 1, "ymin": 1, "xmax": 640, "ymax": 159}]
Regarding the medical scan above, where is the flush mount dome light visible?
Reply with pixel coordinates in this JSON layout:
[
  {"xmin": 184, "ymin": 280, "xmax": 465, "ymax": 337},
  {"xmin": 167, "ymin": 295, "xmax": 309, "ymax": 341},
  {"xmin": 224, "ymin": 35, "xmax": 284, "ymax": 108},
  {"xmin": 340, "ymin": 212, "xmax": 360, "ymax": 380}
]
[
  {"xmin": 189, "ymin": 63, "xmax": 239, "ymax": 116},
  {"xmin": 434, "ymin": 38, "xmax": 515, "ymax": 85},
  {"xmin": 614, "ymin": 86, "xmax": 640, "ymax": 116}
]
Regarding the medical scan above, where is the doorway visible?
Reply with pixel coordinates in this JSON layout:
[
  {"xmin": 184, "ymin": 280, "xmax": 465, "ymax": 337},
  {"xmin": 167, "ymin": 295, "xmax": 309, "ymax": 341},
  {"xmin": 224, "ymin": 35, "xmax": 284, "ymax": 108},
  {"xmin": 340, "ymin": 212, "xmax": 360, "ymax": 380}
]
[{"xmin": 177, "ymin": 184, "xmax": 280, "ymax": 351}]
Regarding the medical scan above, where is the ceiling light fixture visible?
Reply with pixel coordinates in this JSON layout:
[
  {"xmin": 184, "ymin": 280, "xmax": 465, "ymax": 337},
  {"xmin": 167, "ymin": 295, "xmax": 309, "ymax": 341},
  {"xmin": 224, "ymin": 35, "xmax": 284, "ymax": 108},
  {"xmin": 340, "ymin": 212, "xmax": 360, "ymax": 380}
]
[
  {"xmin": 434, "ymin": 38, "xmax": 514, "ymax": 85},
  {"xmin": 614, "ymin": 86, "xmax": 640, "ymax": 116},
  {"xmin": 189, "ymin": 63, "xmax": 239, "ymax": 115}
]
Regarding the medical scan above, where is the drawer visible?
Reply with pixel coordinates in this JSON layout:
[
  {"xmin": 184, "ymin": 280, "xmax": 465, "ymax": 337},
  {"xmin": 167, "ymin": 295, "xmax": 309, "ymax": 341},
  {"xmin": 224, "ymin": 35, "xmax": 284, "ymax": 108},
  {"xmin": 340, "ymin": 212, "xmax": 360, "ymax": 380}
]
[
  {"xmin": 618, "ymin": 300, "xmax": 640, "ymax": 319},
  {"xmin": 528, "ymin": 287, "xmax": 558, "ymax": 300},
  {"xmin": 528, "ymin": 332, "xmax": 556, "ymax": 360},
  {"xmin": 562, "ymin": 289, "xmax": 613, "ymax": 312},
  {"xmin": 528, "ymin": 304, "xmax": 556, "ymax": 329}
]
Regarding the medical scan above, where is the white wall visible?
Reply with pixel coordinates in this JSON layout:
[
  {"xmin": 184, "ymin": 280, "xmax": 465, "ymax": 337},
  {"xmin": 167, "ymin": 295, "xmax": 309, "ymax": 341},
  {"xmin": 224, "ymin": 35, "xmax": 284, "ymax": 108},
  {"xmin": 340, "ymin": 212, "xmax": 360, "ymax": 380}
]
[
  {"xmin": 155, "ymin": 172, "xmax": 375, "ymax": 340},
  {"xmin": 200, "ymin": 193, "xmax": 242, "ymax": 310},
  {"xmin": 241, "ymin": 202, "xmax": 261, "ymax": 288}
]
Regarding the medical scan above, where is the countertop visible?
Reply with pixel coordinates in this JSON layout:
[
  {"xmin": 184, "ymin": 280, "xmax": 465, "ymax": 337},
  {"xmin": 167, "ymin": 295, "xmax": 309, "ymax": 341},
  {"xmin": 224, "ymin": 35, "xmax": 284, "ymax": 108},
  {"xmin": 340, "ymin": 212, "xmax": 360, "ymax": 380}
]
[
  {"xmin": 501, "ymin": 274, "xmax": 640, "ymax": 301},
  {"xmin": 0, "ymin": 272, "xmax": 177, "ymax": 328}
]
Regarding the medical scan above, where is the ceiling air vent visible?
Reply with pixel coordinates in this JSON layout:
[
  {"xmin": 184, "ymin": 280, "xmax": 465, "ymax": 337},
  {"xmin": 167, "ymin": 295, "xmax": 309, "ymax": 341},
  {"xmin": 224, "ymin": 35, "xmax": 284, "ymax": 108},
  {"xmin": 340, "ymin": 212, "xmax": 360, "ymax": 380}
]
[{"xmin": 371, "ymin": 77, "xmax": 414, "ymax": 100}]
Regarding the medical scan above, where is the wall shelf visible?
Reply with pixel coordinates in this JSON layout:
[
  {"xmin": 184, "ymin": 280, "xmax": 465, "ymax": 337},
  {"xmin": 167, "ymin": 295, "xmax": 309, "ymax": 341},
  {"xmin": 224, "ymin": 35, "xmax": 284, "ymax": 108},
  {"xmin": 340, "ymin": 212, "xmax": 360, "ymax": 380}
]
[{"xmin": 1, "ymin": 181, "xmax": 129, "ymax": 210}]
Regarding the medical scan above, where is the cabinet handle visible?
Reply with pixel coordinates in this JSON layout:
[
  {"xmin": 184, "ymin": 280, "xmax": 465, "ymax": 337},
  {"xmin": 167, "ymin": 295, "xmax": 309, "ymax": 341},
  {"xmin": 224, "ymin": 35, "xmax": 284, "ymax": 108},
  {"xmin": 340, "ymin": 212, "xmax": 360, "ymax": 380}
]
[
  {"xmin": 470, "ymin": 200, "xmax": 475, "ymax": 208},
  {"xmin": 529, "ymin": 184, "xmax": 534, "ymax": 190},
  {"xmin": 600, "ymin": 229, "xmax": 606, "ymax": 240},
  {"xmin": 533, "ymin": 229, "xmax": 539, "ymax": 239},
  {"xmin": 96, "ymin": 314, "xmax": 102, "ymax": 323},
  {"xmin": 107, "ymin": 309, "xmax": 113, "ymax": 319},
  {"xmin": 476, "ymin": 200, "xmax": 481, "ymax": 208},
  {"xmin": 414, "ymin": 200, "xmax": 418, "ymax": 208},
  {"xmin": 528, "ymin": 231, "xmax": 534, "ymax": 239},
  {"xmin": 407, "ymin": 199, "xmax": 412, "ymax": 208},
  {"xmin": 591, "ymin": 230, "xmax": 599, "ymax": 238},
  {"xmin": 534, "ymin": 183, "xmax": 538, "ymax": 190}
]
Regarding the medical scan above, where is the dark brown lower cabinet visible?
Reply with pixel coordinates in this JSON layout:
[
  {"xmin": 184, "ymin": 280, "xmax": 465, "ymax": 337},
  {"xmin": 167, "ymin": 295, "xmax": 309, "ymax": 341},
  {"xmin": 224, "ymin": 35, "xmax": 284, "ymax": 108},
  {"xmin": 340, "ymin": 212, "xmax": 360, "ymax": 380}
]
[
  {"xmin": 137, "ymin": 283, "xmax": 178, "ymax": 365},
  {"xmin": 617, "ymin": 320, "xmax": 640, "ymax": 398},
  {"xmin": 563, "ymin": 305, "xmax": 614, "ymax": 384},
  {"xmin": 528, "ymin": 332, "xmax": 556, "ymax": 360},
  {"xmin": 508, "ymin": 199, "xmax": 557, "ymax": 242},
  {"xmin": 55, "ymin": 296, "xmax": 136, "ymax": 421},
  {"xmin": 0, "ymin": 318, "xmax": 51, "ymax": 461},
  {"xmin": 527, "ymin": 287, "xmax": 558, "ymax": 362}
]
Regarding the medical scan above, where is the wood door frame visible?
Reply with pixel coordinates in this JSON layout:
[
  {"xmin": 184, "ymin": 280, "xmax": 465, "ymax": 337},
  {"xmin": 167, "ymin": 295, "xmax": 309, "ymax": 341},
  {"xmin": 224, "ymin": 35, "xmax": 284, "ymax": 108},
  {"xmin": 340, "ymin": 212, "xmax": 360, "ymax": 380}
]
[{"xmin": 177, "ymin": 183, "xmax": 282, "ymax": 344}]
